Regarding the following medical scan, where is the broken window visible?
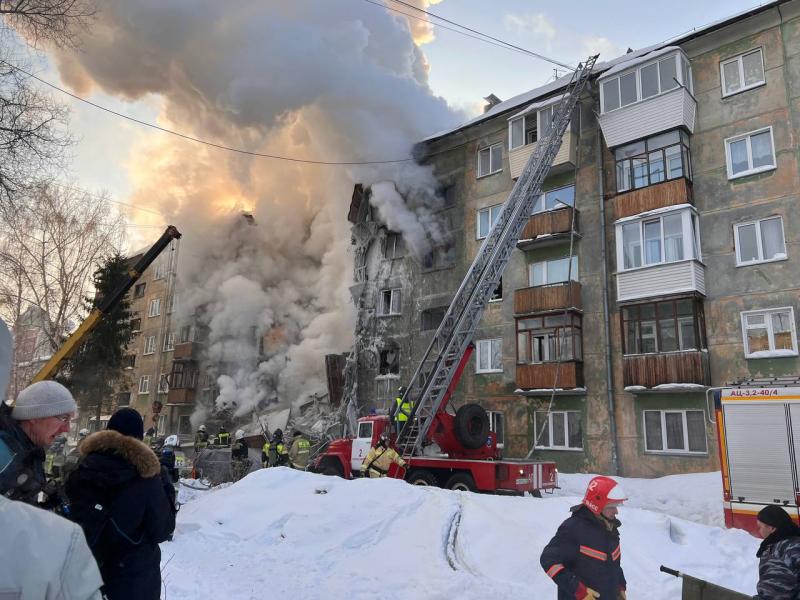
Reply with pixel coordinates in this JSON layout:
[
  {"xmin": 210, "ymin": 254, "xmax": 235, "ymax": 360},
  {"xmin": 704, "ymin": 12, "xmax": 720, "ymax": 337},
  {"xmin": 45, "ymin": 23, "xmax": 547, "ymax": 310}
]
[
  {"xmin": 379, "ymin": 342, "xmax": 400, "ymax": 376},
  {"xmin": 130, "ymin": 317, "xmax": 142, "ymax": 332},
  {"xmin": 421, "ymin": 306, "xmax": 447, "ymax": 331},
  {"xmin": 490, "ymin": 279, "xmax": 503, "ymax": 302},
  {"xmin": 384, "ymin": 233, "xmax": 405, "ymax": 260},
  {"xmin": 133, "ymin": 283, "xmax": 146, "ymax": 298},
  {"xmin": 379, "ymin": 288, "xmax": 402, "ymax": 316},
  {"xmin": 422, "ymin": 242, "xmax": 455, "ymax": 271}
]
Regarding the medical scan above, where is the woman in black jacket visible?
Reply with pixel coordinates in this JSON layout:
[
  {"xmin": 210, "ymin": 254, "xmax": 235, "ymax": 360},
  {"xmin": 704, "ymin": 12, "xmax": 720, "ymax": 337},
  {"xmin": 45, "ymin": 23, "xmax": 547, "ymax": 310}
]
[{"xmin": 66, "ymin": 408, "xmax": 176, "ymax": 600}]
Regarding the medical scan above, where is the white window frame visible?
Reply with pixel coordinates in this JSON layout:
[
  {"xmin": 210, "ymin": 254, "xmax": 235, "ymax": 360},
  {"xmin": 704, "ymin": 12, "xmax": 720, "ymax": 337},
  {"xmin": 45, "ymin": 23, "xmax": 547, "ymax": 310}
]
[
  {"xmin": 378, "ymin": 288, "xmax": 402, "ymax": 316},
  {"xmin": 528, "ymin": 256, "xmax": 579, "ymax": 287},
  {"xmin": 734, "ymin": 216, "xmax": 787, "ymax": 266},
  {"xmin": 477, "ymin": 143, "xmax": 502, "ymax": 178},
  {"xmin": 643, "ymin": 409, "xmax": 707, "ymax": 455},
  {"xmin": 168, "ymin": 293, "xmax": 177, "ymax": 314},
  {"xmin": 534, "ymin": 410, "xmax": 583, "ymax": 451},
  {"xmin": 475, "ymin": 338, "xmax": 503, "ymax": 374},
  {"xmin": 488, "ymin": 410, "xmax": 505, "ymax": 449},
  {"xmin": 720, "ymin": 48, "xmax": 765, "ymax": 98},
  {"xmin": 153, "ymin": 259, "xmax": 167, "ymax": 280},
  {"xmin": 384, "ymin": 232, "xmax": 404, "ymax": 260},
  {"xmin": 158, "ymin": 373, "xmax": 169, "ymax": 394},
  {"xmin": 138, "ymin": 375, "xmax": 150, "ymax": 395},
  {"xmin": 615, "ymin": 207, "xmax": 700, "ymax": 271},
  {"xmin": 143, "ymin": 335, "xmax": 157, "ymax": 355},
  {"xmin": 148, "ymin": 297, "xmax": 161, "ymax": 318},
  {"xmin": 724, "ymin": 126, "xmax": 776, "ymax": 180},
  {"xmin": 532, "ymin": 184, "xmax": 576, "ymax": 214},
  {"xmin": 600, "ymin": 51, "xmax": 691, "ymax": 114},
  {"xmin": 476, "ymin": 204, "xmax": 503, "ymax": 239},
  {"xmin": 740, "ymin": 307, "xmax": 798, "ymax": 358},
  {"xmin": 163, "ymin": 331, "xmax": 176, "ymax": 352}
]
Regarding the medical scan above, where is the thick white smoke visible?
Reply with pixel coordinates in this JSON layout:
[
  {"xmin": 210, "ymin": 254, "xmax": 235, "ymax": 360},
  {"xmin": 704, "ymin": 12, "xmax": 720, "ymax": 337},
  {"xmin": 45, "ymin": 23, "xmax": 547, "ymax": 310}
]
[{"xmin": 52, "ymin": 1, "xmax": 462, "ymax": 419}]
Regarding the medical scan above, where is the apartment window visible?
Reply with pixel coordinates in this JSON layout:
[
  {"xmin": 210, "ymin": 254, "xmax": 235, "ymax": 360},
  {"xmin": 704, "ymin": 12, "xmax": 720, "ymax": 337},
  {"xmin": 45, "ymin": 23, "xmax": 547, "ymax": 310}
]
[
  {"xmin": 153, "ymin": 258, "xmax": 167, "ymax": 280},
  {"xmin": 438, "ymin": 184, "xmax": 456, "ymax": 207},
  {"xmin": 116, "ymin": 392, "xmax": 131, "ymax": 407},
  {"xmin": 163, "ymin": 331, "xmax": 176, "ymax": 352},
  {"xmin": 734, "ymin": 216, "xmax": 786, "ymax": 266},
  {"xmin": 488, "ymin": 411, "xmax": 505, "ymax": 448},
  {"xmin": 179, "ymin": 325, "xmax": 193, "ymax": 344},
  {"xmin": 375, "ymin": 375, "xmax": 399, "ymax": 412},
  {"xmin": 617, "ymin": 208, "xmax": 700, "ymax": 270},
  {"xmin": 143, "ymin": 335, "xmax": 157, "ymax": 355},
  {"xmin": 490, "ymin": 279, "xmax": 503, "ymax": 302},
  {"xmin": 741, "ymin": 307, "xmax": 798, "ymax": 358},
  {"xmin": 721, "ymin": 48, "xmax": 765, "ymax": 97},
  {"xmin": 378, "ymin": 288, "xmax": 401, "ymax": 316},
  {"xmin": 509, "ymin": 114, "xmax": 539, "ymax": 149},
  {"xmin": 725, "ymin": 127, "xmax": 776, "ymax": 179},
  {"xmin": 529, "ymin": 256, "xmax": 579, "ymax": 287},
  {"xmin": 477, "ymin": 204, "xmax": 503, "ymax": 239},
  {"xmin": 534, "ymin": 411, "xmax": 582, "ymax": 450},
  {"xmin": 123, "ymin": 354, "xmax": 136, "ymax": 369},
  {"xmin": 148, "ymin": 297, "xmax": 161, "ymax": 317},
  {"xmin": 168, "ymin": 293, "xmax": 177, "ymax": 314},
  {"xmin": 130, "ymin": 317, "xmax": 142, "ymax": 332},
  {"xmin": 477, "ymin": 143, "xmax": 502, "ymax": 178},
  {"xmin": 421, "ymin": 306, "xmax": 447, "ymax": 331},
  {"xmin": 158, "ymin": 373, "xmax": 169, "ymax": 394},
  {"xmin": 170, "ymin": 362, "xmax": 196, "ymax": 389},
  {"xmin": 133, "ymin": 283, "xmax": 146, "ymax": 298},
  {"xmin": 476, "ymin": 338, "xmax": 502, "ymax": 373},
  {"xmin": 422, "ymin": 242, "xmax": 455, "ymax": 271},
  {"xmin": 615, "ymin": 130, "xmax": 691, "ymax": 192},
  {"xmin": 622, "ymin": 298, "xmax": 705, "ymax": 355},
  {"xmin": 384, "ymin": 233, "xmax": 405, "ymax": 260},
  {"xmin": 378, "ymin": 341, "xmax": 400, "ymax": 376},
  {"xmin": 517, "ymin": 314, "xmax": 582, "ymax": 364},
  {"xmin": 601, "ymin": 51, "xmax": 690, "ymax": 113},
  {"xmin": 533, "ymin": 184, "xmax": 575, "ymax": 214},
  {"xmin": 644, "ymin": 410, "xmax": 707, "ymax": 454},
  {"xmin": 138, "ymin": 375, "xmax": 150, "ymax": 395}
]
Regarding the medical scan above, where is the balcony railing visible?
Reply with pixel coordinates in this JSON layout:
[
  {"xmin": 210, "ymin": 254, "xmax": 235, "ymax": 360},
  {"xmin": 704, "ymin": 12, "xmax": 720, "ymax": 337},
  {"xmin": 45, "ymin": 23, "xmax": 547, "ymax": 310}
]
[
  {"xmin": 509, "ymin": 131, "xmax": 576, "ymax": 180},
  {"xmin": 616, "ymin": 259, "xmax": 705, "ymax": 303},
  {"xmin": 623, "ymin": 350, "xmax": 710, "ymax": 388},
  {"xmin": 516, "ymin": 361, "xmax": 583, "ymax": 390},
  {"xmin": 515, "ymin": 281, "xmax": 581, "ymax": 315},
  {"xmin": 518, "ymin": 207, "xmax": 579, "ymax": 249},
  {"xmin": 166, "ymin": 387, "xmax": 195, "ymax": 405},
  {"xmin": 172, "ymin": 342, "xmax": 198, "ymax": 361},
  {"xmin": 614, "ymin": 178, "xmax": 693, "ymax": 220}
]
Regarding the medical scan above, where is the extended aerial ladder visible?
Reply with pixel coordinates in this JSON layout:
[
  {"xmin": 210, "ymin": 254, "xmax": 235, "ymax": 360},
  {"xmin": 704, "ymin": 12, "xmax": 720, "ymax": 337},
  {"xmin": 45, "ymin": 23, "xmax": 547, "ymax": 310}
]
[{"xmin": 395, "ymin": 56, "xmax": 598, "ymax": 459}]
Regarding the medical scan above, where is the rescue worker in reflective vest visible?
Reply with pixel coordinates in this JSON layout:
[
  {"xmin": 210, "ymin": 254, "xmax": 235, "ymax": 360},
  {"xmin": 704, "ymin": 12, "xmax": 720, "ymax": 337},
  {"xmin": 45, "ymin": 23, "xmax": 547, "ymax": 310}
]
[
  {"xmin": 194, "ymin": 424, "xmax": 209, "ymax": 453},
  {"xmin": 393, "ymin": 386, "xmax": 413, "ymax": 433},
  {"xmin": 288, "ymin": 430, "xmax": 311, "ymax": 470},
  {"xmin": 217, "ymin": 426, "xmax": 230, "ymax": 447},
  {"xmin": 360, "ymin": 433, "xmax": 406, "ymax": 478},
  {"xmin": 540, "ymin": 475, "xmax": 627, "ymax": 600},
  {"xmin": 268, "ymin": 429, "xmax": 289, "ymax": 467}
]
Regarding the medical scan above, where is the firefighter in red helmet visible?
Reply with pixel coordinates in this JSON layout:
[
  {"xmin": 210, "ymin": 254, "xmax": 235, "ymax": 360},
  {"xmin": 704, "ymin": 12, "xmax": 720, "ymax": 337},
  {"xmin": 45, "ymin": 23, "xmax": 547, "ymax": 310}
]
[{"xmin": 540, "ymin": 476, "xmax": 628, "ymax": 600}]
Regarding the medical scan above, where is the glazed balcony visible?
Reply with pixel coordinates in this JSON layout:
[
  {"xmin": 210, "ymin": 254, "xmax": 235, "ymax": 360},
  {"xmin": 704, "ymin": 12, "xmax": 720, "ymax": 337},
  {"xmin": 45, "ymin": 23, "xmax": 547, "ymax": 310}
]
[
  {"xmin": 515, "ymin": 281, "xmax": 581, "ymax": 315},
  {"xmin": 518, "ymin": 207, "xmax": 579, "ymax": 250},
  {"xmin": 516, "ymin": 361, "xmax": 583, "ymax": 390},
  {"xmin": 509, "ymin": 131, "xmax": 577, "ymax": 180},
  {"xmin": 614, "ymin": 178, "xmax": 693, "ymax": 220},
  {"xmin": 623, "ymin": 350, "xmax": 710, "ymax": 388}
]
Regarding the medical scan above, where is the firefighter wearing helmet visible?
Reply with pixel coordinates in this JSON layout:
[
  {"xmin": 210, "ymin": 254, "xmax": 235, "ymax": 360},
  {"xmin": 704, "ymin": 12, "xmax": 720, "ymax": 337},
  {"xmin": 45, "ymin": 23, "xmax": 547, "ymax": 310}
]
[
  {"xmin": 359, "ymin": 432, "xmax": 406, "ymax": 478},
  {"xmin": 540, "ymin": 476, "xmax": 627, "ymax": 600},
  {"xmin": 194, "ymin": 424, "xmax": 209, "ymax": 453},
  {"xmin": 393, "ymin": 385, "xmax": 413, "ymax": 434}
]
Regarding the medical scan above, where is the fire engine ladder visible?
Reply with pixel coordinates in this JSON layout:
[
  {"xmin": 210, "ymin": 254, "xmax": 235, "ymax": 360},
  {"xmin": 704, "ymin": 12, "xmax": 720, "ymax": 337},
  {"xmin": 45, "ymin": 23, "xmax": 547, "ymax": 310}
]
[{"xmin": 395, "ymin": 55, "xmax": 598, "ymax": 460}]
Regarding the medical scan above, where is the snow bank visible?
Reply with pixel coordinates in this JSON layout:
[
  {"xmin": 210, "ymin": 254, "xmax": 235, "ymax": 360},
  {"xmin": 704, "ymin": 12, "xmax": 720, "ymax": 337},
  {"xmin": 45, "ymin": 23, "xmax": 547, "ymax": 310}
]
[{"xmin": 161, "ymin": 469, "xmax": 758, "ymax": 599}]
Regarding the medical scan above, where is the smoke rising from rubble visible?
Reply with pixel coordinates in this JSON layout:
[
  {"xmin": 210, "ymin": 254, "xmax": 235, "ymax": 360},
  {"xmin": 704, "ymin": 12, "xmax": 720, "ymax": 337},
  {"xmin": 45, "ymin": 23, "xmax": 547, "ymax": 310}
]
[{"xmin": 53, "ymin": 1, "xmax": 461, "ymax": 420}]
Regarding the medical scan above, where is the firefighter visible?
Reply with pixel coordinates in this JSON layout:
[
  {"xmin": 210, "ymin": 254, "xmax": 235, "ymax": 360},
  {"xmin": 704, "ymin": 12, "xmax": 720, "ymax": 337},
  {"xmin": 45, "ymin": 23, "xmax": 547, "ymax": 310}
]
[
  {"xmin": 194, "ymin": 424, "xmax": 209, "ymax": 453},
  {"xmin": 754, "ymin": 504, "xmax": 800, "ymax": 600},
  {"xmin": 231, "ymin": 429, "xmax": 251, "ymax": 481},
  {"xmin": 393, "ymin": 386, "xmax": 413, "ymax": 433},
  {"xmin": 288, "ymin": 429, "xmax": 311, "ymax": 470},
  {"xmin": 540, "ymin": 475, "xmax": 627, "ymax": 600},
  {"xmin": 217, "ymin": 425, "xmax": 230, "ymax": 447},
  {"xmin": 360, "ymin": 432, "xmax": 406, "ymax": 478},
  {"xmin": 161, "ymin": 434, "xmax": 180, "ymax": 483},
  {"xmin": 268, "ymin": 429, "xmax": 289, "ymax": 467}
]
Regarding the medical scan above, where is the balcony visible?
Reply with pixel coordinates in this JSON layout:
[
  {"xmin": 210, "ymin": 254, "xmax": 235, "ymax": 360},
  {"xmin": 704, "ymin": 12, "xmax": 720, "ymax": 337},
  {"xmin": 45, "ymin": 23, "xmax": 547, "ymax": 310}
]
[
  {"xmin": 509, "ymin": 131, "xmax": 576, "ymax": 180},
  {"xmin": 515, "ymin": 281, "xmax": 581, "ymax": 315},
  {"xmin": 616, "ymin": 259, "xmax": 705, "ymax": 303},
  {"xmin": 623, "ymin": 350, "xmax": 710, "ymax": 388},
  {"xmin": 614, "ymin": 178, "xmax": 693, "ymax": 220},
  {"xmin": 516, "ymin": 361, "xmax": 584, "ymax": 390},
  {"xmin": 172, "ymin": 342, "xmax": 198, "ymax": 361},
  {"xmin": 166, "ymin": 387, "xmax": 195, "ymax": 405},
  {"xmin": 518, "ymin": 207, "xmax": 579, "ymax": 250}
]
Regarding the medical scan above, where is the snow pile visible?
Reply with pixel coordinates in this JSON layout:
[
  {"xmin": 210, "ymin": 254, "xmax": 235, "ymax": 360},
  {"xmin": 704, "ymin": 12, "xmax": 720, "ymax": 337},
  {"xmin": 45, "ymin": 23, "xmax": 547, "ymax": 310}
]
[{"xmin": 161, "ymin": 469, "xmax": 758, "ymax": 599}]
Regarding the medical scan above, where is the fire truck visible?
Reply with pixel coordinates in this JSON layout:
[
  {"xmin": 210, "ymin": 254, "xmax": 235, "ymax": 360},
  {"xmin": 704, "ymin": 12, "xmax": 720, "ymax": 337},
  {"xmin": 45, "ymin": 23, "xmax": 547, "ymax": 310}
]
[
  {"xmin": 715, "ymin": 380, "xmax": 800, "ymax": 535},
  {"xmin": 312, "ymin": 56, "xmax": 599, "ymax": 496}
]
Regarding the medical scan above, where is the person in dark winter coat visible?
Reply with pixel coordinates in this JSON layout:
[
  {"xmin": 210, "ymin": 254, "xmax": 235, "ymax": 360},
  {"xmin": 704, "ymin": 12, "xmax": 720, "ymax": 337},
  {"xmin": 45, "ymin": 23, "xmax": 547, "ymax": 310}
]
[
  {"xmin": 66, "ymin": 408, "xmax": 176, "ymax": 600},
  {"xmin": 541, "ymin": 476, "xmax": 627, "ymax": 600},
  {"xmin": 754, "ymin": 504, "xmax": 800, "ymax": 600}
]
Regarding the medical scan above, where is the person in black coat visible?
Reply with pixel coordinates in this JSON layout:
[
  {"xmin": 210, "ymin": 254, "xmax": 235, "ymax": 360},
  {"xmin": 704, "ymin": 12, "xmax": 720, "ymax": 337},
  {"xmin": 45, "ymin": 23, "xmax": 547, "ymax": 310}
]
[
  {"xmin": 66, "ymin": 408, "xmax": 176, "ymax": 600},
  {"xmin": 541, "ymin": 476, "xmax": 627, "ymax": 600}
]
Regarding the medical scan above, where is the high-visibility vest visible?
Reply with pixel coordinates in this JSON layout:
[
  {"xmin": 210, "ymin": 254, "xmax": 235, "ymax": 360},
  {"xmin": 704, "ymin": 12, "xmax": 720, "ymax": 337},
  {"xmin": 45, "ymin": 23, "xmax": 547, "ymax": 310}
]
[
  {"xmin": 217, "ymin": 432, "xmax": 230, "ymax": 446},
  {"xmin": 395, "ymin": 396, "xmax": 413, "ymax": 422}
]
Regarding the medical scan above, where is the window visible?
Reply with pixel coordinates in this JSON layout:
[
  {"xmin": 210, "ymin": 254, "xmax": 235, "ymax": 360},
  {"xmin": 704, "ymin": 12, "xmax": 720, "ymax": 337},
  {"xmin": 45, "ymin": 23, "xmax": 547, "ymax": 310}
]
[
  {"xmin": 384, "ymin": 232, "xmax": 405, "ymax": 259},
  {"xmin": 734, "ymin": 217, "xmax": 786, "ymax": 265},
  {"xmin": 477, "ymin": 143, "xmax": 502, "ymax": 178},
  {"xmin": 158, "ymin": 373, "xmax": 169, "ymax": 394},
  {"xmin": 741, "ymin": 307, "xmax": 798, "ymax": 358},
  {"xmin": 615, "ymin": 130, "xmax": 691, "ymax": 192},
  {"xmin": 123, "ymin": 354, "xmax": 136, "ymax": 369},
  {"xmin": 148, "ymin": 297, "xmax": 161, "ymax": 317},
  {"xmin": 600, "ymin": 52, "xmax": 689, "ymax": 113},
  {"xmin": 130, "ymin": 317, "xmax": 142, "ymax": 332},
  {"xmin": 644, "ymin": 410, "xmax": 707, "ymax": 454},
  {"xmin": 421, "ymin": 306, "xmax": 447, "ymax": 331},
  {"xmin": 153, "ymin": 258, "xmax": 167, "ymax": 280},
  {"xmin": 168, "ymin": 293, "xmax": 177, "ymax": 314},
  {"xmin": 378, "ymin": 342, "xmax": 400, "ymax": 376},
  {"xmin": 721, "ymin": 48, "xmax": 765, "ymax": 97},
  {"xmin": 533, "ymin": 184, "xmax": 575, "ymax": 214},
  {"xmin": 438, "ymin": 184, "xmax": 456, "ymax": 207},
  {"xmin": 534, "ymin": 411, "xmax": 582, "ymax": 450},
  {"xmin": 422, "ymin": 242, "xmax": 455, "ymax": 271},
  {"xmin": 116, "ymin": 392, "xmax": 131, "ymax": 407},
  {"xmin": 617, "ymin": 208, "xmax": 700, "ymax": 270},
  {"xmin": 163, "ymin": 331, "xmax": 176, "ymax": 352},
  {"xmin": 488, "ymin": 411, "xmax": 505, "ymax": 448},
  {"xmin": 476, "ymin": 338, "xmax": 502, "ymax": 373},
  {"xmin": 375, "ymin": 376, "xmax": 399, "ymax": 412},
  {"xmin": 622, "ymin": 298, "xmax": 705, "ymax": 355},
  {"xmin": 529, "ymin": 256, "xmax": 579, "ymax": 286},
  {"xmin": 179, "ymin": 325, "xmax": 193, "ymax": 344},
  {"xmin": 170, "ymin": 362, "xmax": 198, "ymax": 389},
  {"xmin": 357, "ymin": 421, "xmax": 373, "ymax": 439},
  {"xmin": 509, "ymin": 104, "xmax": 556, "ymax": 150},
  {"xmin": 378, "ymin": 288, "xmax": 401, "ymax": 316},
  {"xmin": 138, "ymin": 375, "xmax": 150, "ymax": 394},
  {"xmin": 178, "ymin": 415, "xmax": 193, "ymax": 435},
  {"xmin": 517, "ymin": 314, "xmax": 582, "ymax": 364},
  {"xmin": 144, "ymin": 335, "xmax": 157, "ymax": 355},
  {"xmin": 725, "ymin": 127, "xmax": 776, "ymax": 179},
  {"xmin": 133, "ymin": 283, "xmax": 146, "ymax": 298},
  {"xmin": 477, "ymin": 204, "xmax": 503, "ymax": 239},
  {"xmin": 489, "ymin": 279, "xmax": 503, "ymax": 302}
]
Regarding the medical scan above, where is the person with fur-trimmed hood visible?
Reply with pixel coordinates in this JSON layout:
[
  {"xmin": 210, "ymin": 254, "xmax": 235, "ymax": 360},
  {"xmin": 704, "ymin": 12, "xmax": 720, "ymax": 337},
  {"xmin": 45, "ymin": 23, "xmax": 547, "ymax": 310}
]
[
  {"xmin": 65, "ymin": 407, "xmax": 176, "ymax": 600},
  {"xmin": 754, "ymin": 504, "xmax": 800, "ymax": 600}
]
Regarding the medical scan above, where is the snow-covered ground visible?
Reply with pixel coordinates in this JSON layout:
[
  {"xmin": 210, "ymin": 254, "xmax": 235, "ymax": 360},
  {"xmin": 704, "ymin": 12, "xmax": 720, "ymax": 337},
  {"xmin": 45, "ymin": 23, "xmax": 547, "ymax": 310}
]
[{"xmin": 161, "ymin": 469, "xmax": 758, "ymax": 599}]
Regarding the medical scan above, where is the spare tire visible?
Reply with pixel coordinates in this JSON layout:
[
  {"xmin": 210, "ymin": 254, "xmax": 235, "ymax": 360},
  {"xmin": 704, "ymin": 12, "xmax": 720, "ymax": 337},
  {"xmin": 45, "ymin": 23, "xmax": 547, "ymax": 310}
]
[{"xmin": 454, "ymin": 403, "xmax": 490, "ymax": 449}]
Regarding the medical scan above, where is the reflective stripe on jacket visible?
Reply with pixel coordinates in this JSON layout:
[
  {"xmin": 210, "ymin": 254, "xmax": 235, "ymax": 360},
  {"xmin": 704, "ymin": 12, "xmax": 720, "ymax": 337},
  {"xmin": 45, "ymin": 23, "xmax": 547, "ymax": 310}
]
[
  {"xmin": 359, "ymin": 445, "xmax": 406, "ymax": 478},
  {"xmin": 394, "ymin": 396, "xmax": 413, "ymax": 422},
  {"xmin": 289, "ymin": 437, "xmax": 311, "ymax": 469}
]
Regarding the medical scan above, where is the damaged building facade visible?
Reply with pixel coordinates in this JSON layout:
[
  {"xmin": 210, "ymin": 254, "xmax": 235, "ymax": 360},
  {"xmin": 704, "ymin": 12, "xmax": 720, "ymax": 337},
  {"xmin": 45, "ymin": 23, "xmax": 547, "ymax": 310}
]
[{"xmin": 347, "ymin": 0, "xmax": 800, "ymax": 477}]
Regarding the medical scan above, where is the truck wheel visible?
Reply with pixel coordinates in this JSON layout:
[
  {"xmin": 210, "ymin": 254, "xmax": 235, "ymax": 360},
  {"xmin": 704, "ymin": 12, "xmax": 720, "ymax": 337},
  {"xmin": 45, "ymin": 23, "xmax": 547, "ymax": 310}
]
[
  {"xmin": 454, "ymin": 403, "xmax": 490, "ymax": 449},
  {"xmin": 445, "ymin": 472, "xmax": 477, "ymax": 493},
  {"xmin": 406, "ymin": 469, "xmax": 437, "ymax": 486},
  {"xmin": 319, "ymin": 459, "xmax": 343, "ymax": 477}
]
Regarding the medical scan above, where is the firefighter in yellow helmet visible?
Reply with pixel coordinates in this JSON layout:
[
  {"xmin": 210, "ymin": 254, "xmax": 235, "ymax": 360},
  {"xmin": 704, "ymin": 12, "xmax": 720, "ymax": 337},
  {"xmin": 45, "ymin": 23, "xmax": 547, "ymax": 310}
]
[{"xmin": 360, "ymin": 433, "xmax": 406, "ymax": 478}]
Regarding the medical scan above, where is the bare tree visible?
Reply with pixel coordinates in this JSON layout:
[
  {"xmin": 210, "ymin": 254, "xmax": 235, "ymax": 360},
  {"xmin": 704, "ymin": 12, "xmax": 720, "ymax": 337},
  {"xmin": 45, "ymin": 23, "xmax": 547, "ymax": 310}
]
[{"xmin": 0, "ymin": 0, "xmax": 95, "ymax": 48}]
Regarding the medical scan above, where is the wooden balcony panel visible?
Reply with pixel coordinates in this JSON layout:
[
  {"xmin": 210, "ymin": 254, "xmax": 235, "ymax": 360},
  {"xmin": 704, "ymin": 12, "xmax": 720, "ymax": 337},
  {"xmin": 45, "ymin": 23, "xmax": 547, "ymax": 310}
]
[
  {"xmin": 622, "ymin": 350, "xmax": 710, "ymax": 388},
  {"xmin": 172, "ymin": 342, "xmax": 197, "ymax": 361},
  {"xmin": 516, "ymin": 361, "xmax": 583, "ymax": 389},
  {"xmin": 521, "ymin": 207, "xmax": 578, "ymax": 240},
  {"xmin": 514, "ymin": 281, "xmax": 581, "ymax": 315},
  {"xmin": 614, "ymin": 178, "xmax": 693, "ymax": 220},
  {"xmin": 166, "ymin": 387, "xmax": 195, "ymax": 405}
]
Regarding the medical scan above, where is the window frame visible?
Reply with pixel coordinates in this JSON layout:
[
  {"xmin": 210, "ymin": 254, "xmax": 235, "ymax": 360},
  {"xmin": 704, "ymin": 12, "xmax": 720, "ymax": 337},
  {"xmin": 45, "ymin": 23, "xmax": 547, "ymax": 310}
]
[
  {"xmin": 615, "ymin": 207, "xmax": 700, "ymax": 272},
  {"xmin": 138, "ymin": 375, "xmax": 150, "ymax": 395},
  {"xmin": 378, "ymin": 288, "xmax": 402, "ymax": 316},
  {"xmin": 148, "ymin": 297, "xmax": 162, "ymax": 318},
  {"xmin": 528, "ymin": 255, "xmax": 579, "ymax": 287},
  {"xmin": 476, "ymin": 203, "xmax": 503, "ymax": 239},
  {"xmin": 477, "ymin": 142, "xmax": 503, "ymax": 178},
  {"xmin": 532, "ymin": 184, "xmax": 576, "ymax": 214},
  {"xmin": 740, "ymin": 307, "xmax": 798, "ymax": 358},
  {"xmin": 133, "ymin": 283, "xmax": 146, "ymax": 298},
  {"xmin": 143, "ymin": 335, "xmax": 157, "ymax": 355},
  {"xmin": 600, "ymin": 51, "xmax": 692, "ymax": 114},
  {"xmin": 621, "ymin": 298, "xmax": 706, "ymax": 355},
  {"xmin": 163, "ymin": 331, "xmax": 176, "ymax": 352},
  {"xmin": 475, "ymin": 338, "xmax": 503, "ymax": 374},
  {"xmin": 643, "ymin": 409, "xmax": 708, "ymax": 455},
  {"xmin": 487, "ymin": 410, "xmax": 505, "ymax": 449},
  {"xmin": 724, "ymin": 126, "xmax": 776, "ymax": 180},
  {"xmin": 534, "ymin": 410, "xmax": 583, "ymax": 451},
  {"xmin": 614, "ymin": 130, "xmax": 692, "ymax": 193},
  {"xmin": 517, "ymin": 314, "xmax": 583, "ymax": 365},
  {"xmin": 158, "ymin": 373, "xmax": 169, "ymax": 394},
  {"xmin": 384, "ymin": 232, "xmax": 405, "ymax": 260},
  {"xmin": 733, "ymin": 216, "xmax": 787, "ymax": 266},
  {"xmin": 720, "ymin": 48, "xmax": 766, "ymax": 98}
]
